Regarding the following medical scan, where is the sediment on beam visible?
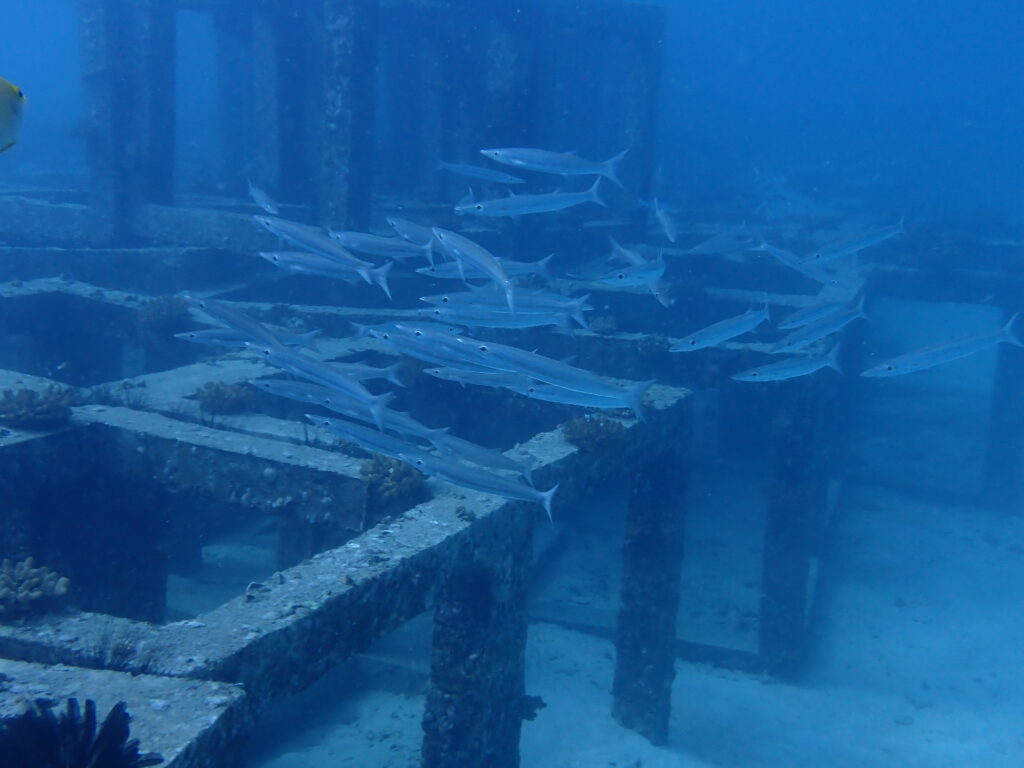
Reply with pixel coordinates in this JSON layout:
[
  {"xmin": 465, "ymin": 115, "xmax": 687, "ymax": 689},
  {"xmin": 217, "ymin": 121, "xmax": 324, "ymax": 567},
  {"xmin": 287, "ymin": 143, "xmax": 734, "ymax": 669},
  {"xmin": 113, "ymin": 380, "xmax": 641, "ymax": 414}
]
[{"xmin": 0, "ymin": 658, "xmax": 247, "ymax": 768}]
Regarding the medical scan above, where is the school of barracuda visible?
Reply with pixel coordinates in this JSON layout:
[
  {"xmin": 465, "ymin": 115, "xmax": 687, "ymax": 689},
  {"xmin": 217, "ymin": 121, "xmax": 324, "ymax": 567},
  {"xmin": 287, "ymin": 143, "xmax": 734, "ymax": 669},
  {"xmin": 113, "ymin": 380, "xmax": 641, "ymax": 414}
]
[{"xmin": 177, "ymin": 147, "xmax": 1020, "ymax": 521}]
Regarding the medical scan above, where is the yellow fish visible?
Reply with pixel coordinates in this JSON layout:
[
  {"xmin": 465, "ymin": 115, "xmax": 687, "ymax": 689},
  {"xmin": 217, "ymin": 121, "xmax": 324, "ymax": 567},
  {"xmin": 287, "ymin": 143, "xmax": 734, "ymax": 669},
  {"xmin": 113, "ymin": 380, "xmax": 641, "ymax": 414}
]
[{"xmin": 0, "ymin": 77, "xmax": 26, "ymax": 153}]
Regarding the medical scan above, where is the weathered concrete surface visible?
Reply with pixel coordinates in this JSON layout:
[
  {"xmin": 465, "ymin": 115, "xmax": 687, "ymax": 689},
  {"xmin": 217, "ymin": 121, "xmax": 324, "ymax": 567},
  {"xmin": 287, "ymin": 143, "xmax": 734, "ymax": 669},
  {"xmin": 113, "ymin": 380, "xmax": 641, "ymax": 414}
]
[
  {"xmin": 612, "ymin": 447, "xmax": 688, "ymax": 746},
  {"xmin": 0, "ymin": 384, "xmax": 690, "ymax": 718},
  {"xmin": 0, "ymin": 658, "xmax": 247, "ymax": 768}
]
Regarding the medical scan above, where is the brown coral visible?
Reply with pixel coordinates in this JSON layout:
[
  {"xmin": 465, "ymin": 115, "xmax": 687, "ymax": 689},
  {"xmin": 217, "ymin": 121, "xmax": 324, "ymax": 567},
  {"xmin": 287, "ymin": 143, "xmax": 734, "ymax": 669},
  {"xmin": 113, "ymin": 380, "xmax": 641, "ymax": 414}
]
[
  {"xmin": 0, "ymin": 386, "xmax": 76, "ymax": 430},
  {"xmin": 0, "ymin": 557, "xmax": 70, "ymax": 623},
  {"xmin": 360, "ymin": 455, "xmax": 429, "ymax": 526}
]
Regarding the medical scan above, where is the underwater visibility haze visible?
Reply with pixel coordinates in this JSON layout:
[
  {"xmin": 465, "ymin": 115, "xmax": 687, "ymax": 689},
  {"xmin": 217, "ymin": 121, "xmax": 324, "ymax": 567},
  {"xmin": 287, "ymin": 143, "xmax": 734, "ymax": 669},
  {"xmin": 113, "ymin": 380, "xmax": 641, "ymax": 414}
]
[{"xmin": 1, "ymin": 1, "xmax": 1024, "ymax": 767}]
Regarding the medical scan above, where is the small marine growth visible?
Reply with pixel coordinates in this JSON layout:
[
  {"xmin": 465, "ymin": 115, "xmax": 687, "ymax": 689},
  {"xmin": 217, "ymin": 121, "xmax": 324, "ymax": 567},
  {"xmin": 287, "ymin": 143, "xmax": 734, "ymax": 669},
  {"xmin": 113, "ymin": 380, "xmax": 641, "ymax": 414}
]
[
  {"xmin": 0, "ymin": 557, "xmax": 70, "ymax": 623},
  {"xmin": 0, "ymin": 386, "xmax": 76, "ymax": 430},
  {"xmin": 562, "ymin": 414, "xmax": 626, "ymax": 456},
  {"xmin": 0, "ymin": 697, "xmax": 163, "ymax": 768},
  {"xmin": 138, "ymin": 295, "xmax": 190, "ymax": 332},
  {"xmin": 195, "ymin": 381, "xmax": 258, "ymax": 415},
  {"xmin": 361, "ymin": 455, "xmax": 430, "ymax": 525}
]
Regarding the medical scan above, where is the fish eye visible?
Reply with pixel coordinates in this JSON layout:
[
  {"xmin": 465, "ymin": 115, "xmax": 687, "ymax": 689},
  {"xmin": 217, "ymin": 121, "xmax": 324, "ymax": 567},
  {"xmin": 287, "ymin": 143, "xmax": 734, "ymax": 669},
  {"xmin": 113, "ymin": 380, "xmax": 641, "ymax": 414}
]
[
  {"xmin": 617, "ymin": 273, "xmax": 625, "ymax": 279},
  {"xmin": 886, "ymin": 364, "xmax": 895, "ymax": 371},
  {"xmin": 478, "ymin": 345, "xmax": 488, "ymax": 352},
  {"xmin": 475, "ymin": 204, "xmax": 483, "ymax": 210},
  {"xmin": 751, "ymin": 372, "xmax": 759, "ymax": 377},
  {"xmin": 16, "ymin": 88, "xmax": 23, "ymax": 98},
  {"xmin": 688, "ymin": 339, "xmax": 696, "ymax": 345}
]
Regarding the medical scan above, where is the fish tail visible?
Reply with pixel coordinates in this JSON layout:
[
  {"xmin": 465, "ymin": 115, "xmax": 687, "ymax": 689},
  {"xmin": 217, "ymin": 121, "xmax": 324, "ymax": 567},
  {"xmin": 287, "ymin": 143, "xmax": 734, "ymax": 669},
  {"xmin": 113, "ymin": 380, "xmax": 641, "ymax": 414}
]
[
  {"xmin": 505, "ymin": 282, "xmax": 516, "ymax": 314},
  {"xmin": 537, "ymin": 253, "xmax": 555, "ymax": 279},
  {"xmin": 588, "ymin": 178, "xmax": 608, "ymax": 208},
  {"xmin": 422, "ymin": 240, "xmax": 435, "ymax": 267},
  {"xmin": 369, "ymin": 392, "xmax": 395, "ymax": 432},
  {"xmin": 603, "ymin": 147, "xmax": 630, "ymax": 189},
  {"xmin": 370, "ymin": 261, "xmax": 394, "ymax": 300},
  {"xmin": 384, "ymin": 362, "xmax": 406, "ymax": 387},
  {"xmin": 628, "ymin": 379, "xmax": 655, "ymax": 421},
  {"xmin": 540, "ymin": 483, "xmax": 559, "ymax": 523},
  {"xmin": 1001, "ymin": 312, "xmax": 1022, "ymax": 347},
  {"xmin": 297, "ymin": 329, "xmax": 322, "ymax": 351},
  {"xmin": 571, "ymin": 295, "xmax": 591, "ymax": 329},
  {"xmin": 825, "ymin": 344, "xmax": 843, "ymax": 373},
  {"xmin": 520, "ymin": 456, "xmax": 537, "ymax": 487}
]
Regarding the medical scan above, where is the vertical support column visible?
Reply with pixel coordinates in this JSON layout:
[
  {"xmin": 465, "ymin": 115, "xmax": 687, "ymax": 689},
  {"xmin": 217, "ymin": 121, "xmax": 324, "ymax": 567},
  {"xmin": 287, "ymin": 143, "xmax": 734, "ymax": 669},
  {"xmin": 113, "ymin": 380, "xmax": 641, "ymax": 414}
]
[
  {"xmin": 314, "ymin": 0, "xmax": 379, "ymax": 231},
  {"xmin": 250, "ymin": 1, "xmax": 283, "ymax": 194},
  {"xmin": 619, "ymin": 4, "xmax": 664, "ymax": 213},
  {"xmin": 213, "ymin": 4, "xmax": 253, "ymax": 197},
  {"xmin": 611, "ymin": 448, "xmax": 688, "ymax": 746},
  {"xmin": 984, "ymin": 337, "xmax": 1024, "ymax": 507},
  {"xmin": 76, "ymin": 0, "xmax": 176, "ymax": 240},
  {"xmin": 421, "ymin": 508, "xmax": 534, "ymax": 768},
  {"xmin": 758, "ymin": 380, "xmax": 824, "ymax": 677}
]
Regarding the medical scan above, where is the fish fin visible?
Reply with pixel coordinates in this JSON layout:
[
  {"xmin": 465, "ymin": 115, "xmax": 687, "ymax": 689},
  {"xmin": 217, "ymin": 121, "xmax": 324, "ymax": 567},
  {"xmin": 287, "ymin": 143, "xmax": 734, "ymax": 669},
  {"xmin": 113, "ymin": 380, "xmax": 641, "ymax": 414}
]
[
  {"xmin": 297, "ymin": 329, "xmax": 322, "ymax": 351},
  {"xmin": 349, "ymin": 321, "xmax": 372, "ymax": 338},
  {"xmin": 384, "ymin": 362, "xmax": 406, "ymax": 387},
  {"xmin": 762, "ymin": 304, "xmax": 771, "ymax": 323},
  {"xmin": 1001, "ymin": 313, "xmax": 1022, "ymax": 347},
  {"xmin": 855, "ymin": 294, "xmax": 869, "ymax": 320},
  {"xmin": 588, "ymin": 178, "xmax": 607, "ymax": 208},
  {"xmin": 0, "ymin": 141, "xmax": 16, "ymax": 153},
  {"xmin": 371, "ymin": 261, "xmax": 394, "ymax": 300},
  {"xmin": 825, "ymin": 344, "xmax": 843, "ymax": 373},
  {"xmin": 369, "ymin": 392, "xmax": 395, "ymax": 432},
  {"xmin": 540, "ymin": 483, "xmax": 559, "ymax": 523},
  {"xmin": 627, "ymin": 379, "xmax": 656, "ymax": 421},
  {"xmin": 571, "ymin": 295, "xmax": 591, "ymax": 329},
  {"xmin": 602, "ymin": 147, "xmax": 630, "ymax": 189},
  {"xmin": 505, "ymin": 283, "xmax": 516, "ymax": 314},
  {"xmin": 537, "ymin": 253, "xmax": 555, "ymax": 279}
]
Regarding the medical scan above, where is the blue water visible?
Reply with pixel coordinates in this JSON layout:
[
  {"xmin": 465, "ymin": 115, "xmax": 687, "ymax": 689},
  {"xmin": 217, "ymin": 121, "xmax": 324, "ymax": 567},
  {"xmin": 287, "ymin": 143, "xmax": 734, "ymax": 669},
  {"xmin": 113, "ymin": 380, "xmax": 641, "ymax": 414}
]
[{"xmin": 2, "ymin": 1, "xmax": 1024, "ymax": 767}]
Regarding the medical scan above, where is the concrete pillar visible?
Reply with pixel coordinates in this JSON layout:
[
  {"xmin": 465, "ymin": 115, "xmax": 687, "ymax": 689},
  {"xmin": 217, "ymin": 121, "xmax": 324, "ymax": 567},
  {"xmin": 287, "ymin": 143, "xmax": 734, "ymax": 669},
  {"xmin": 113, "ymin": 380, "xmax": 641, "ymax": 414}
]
[
  {"xmin": 611, "ymin": 449, "xmax": 687, "ymax": 745},
  {"xmin": 76, "ymin": 0, "xmax": 176, "ymax": 240},
  {"xmin": 421, "ymin": 508, "xmax": 533, "ymax": 768},
  {"xmin": 249, "ymin": 1, "xmax": 284, "ymax": 193},
  {"xmin": 311, "ymin": 0, "xmax": 379, "ymax": 231},
  {"xmin": 213, "ymin": 4, "xmax": 253, "ymax": 197},
  {"xmin": 758, "ymin": 379, "xmax": 826, "ymax": 676}
]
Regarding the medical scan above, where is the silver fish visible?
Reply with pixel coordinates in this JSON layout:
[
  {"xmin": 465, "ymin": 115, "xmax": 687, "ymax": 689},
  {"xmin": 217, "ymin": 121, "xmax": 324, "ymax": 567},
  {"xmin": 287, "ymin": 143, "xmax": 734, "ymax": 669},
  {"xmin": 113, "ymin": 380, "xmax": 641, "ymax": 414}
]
[
  {"xmin": 254, "ymin": 216, "xmax": 379, "ymax": 278},
  {"xmin": 437, "ymin": 160, "xmax": 525, "ymax": 185},
  {"xmin": 861, "ymin": 314, "xmax": 1020, "ymax": 377},
  {"xmin": 386, "ymin": 217, "xmax": 435, "ymax": 247},
  {"xmin": 454, "ymin": 186, "xmax": 476, "ymax": 214},
  {"xmin": 686, "ymin": 224, "xmax": 755, "ymax": 256},
  {"xmin": 596, "ymin": 256, "xmax": 665, "ymax": 287},
  {"xmin": 480, "ymin": 147, "xmax": 629, "ymax": 188},
  {"xmin": 308, "ymin": 414, "xmax": 427, "ymax": 461},
  {"xmin": 417, "ymin": 305, "xmax": 571, "ymax": 331},
  {"xmin": 770, "ymin": 296, "xmax": 866, "ymax": 354},
  {"xmin": 247, "ymin": 178, "xmax": 279, "ymax": 215},
  {"xmin": 671, "ymin": 306, "xmax": 770, "ymax": 352},
  {"xmin": 510, "ymin": 380, "xmax": 653, "ymax": 414},
  {"xmin": 429, "ymin": 431, "xmax": 535, "ymax": 485},
  {"xmin": 455, "ymin": 179, "xmax": 605, "ymax": 218},
  {"xmin": 184, "ymin": 296, "xmax": 282, "ymax": 347},
  {"xmin": 653, "ymin": 198, "xmax": 677, "ymax": 243},
  {"xmin": 420, "ymin": 287, "xmax": 590, "ymax": 329},
  {"xmin": 422, "ymin": 366, "xmax": 532, "ymax": 390},
  {"xmin": 805, "ymin": 218, "xmax": 904, "ymax": 265},
  {"xmin": 777, "ymin": 300, "xmax": 846, "ymax": 330},
  {"xmin": 431, "ymin": 228, "xmax": 514, "ymax": 312},
  {"xmin": 328, "ymin": 230, "xmax": 432, "ymax": 262},
  {"xmin": 749, "ymin": 241, "xmax": 835, "ymax": 284},
  {"xmin": 175, "ymin": 327, "xmax": 320, "ymax": 350},
  {"xmin": 398, "ymin": 450, "xmax": 558, "ymax": 521},
  {"xmin": 609, "ymin": 237, "xmax": 673, "ymax": 307},
  {"xmin": 416, "ymin": 253, "xmax": 553, "ymax": 281},
  {"xmin": 732, "ymin": 346, "xmax": 841, "ymax": 382},
  {"xmin": 258, "ymin": 250, "xmax": 392, "ymax": 299},
  {"xmin": 246, "ymin": 342, "xmax": 394, "ymax": 430},
  {"xmin": 252, "ymin": 380, "xmax": 443, "ymax": 440}
]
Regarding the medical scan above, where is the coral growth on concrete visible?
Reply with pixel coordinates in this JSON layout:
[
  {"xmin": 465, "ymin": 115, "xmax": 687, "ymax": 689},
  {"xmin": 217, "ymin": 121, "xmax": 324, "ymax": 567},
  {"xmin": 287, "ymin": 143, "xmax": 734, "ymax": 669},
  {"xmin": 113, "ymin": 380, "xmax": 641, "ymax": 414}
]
[
  {"xmin": 0, "ymin": 557, "xmax": 70, "ymax": 623},
  {"xmin": 138, "ymin": 295, "xmax": 189, "ymax": 332},
  {"xmin": 562, "ymin": 415, "xmax": 626, "ymax": 456},
  {"xmin": 361, "ymin": 455, "xmax": 430, "ymax": 526},
  {"xmin": 0, "ymin": 697, "xmax": 163, "ymax": 767},
  {"xmin": 0, "ymin": 386, "xmax": 76, "ymax": 430},
  {"xmin": 195, "ymin": 381, "xmax": 257, "ymax": 415}
]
